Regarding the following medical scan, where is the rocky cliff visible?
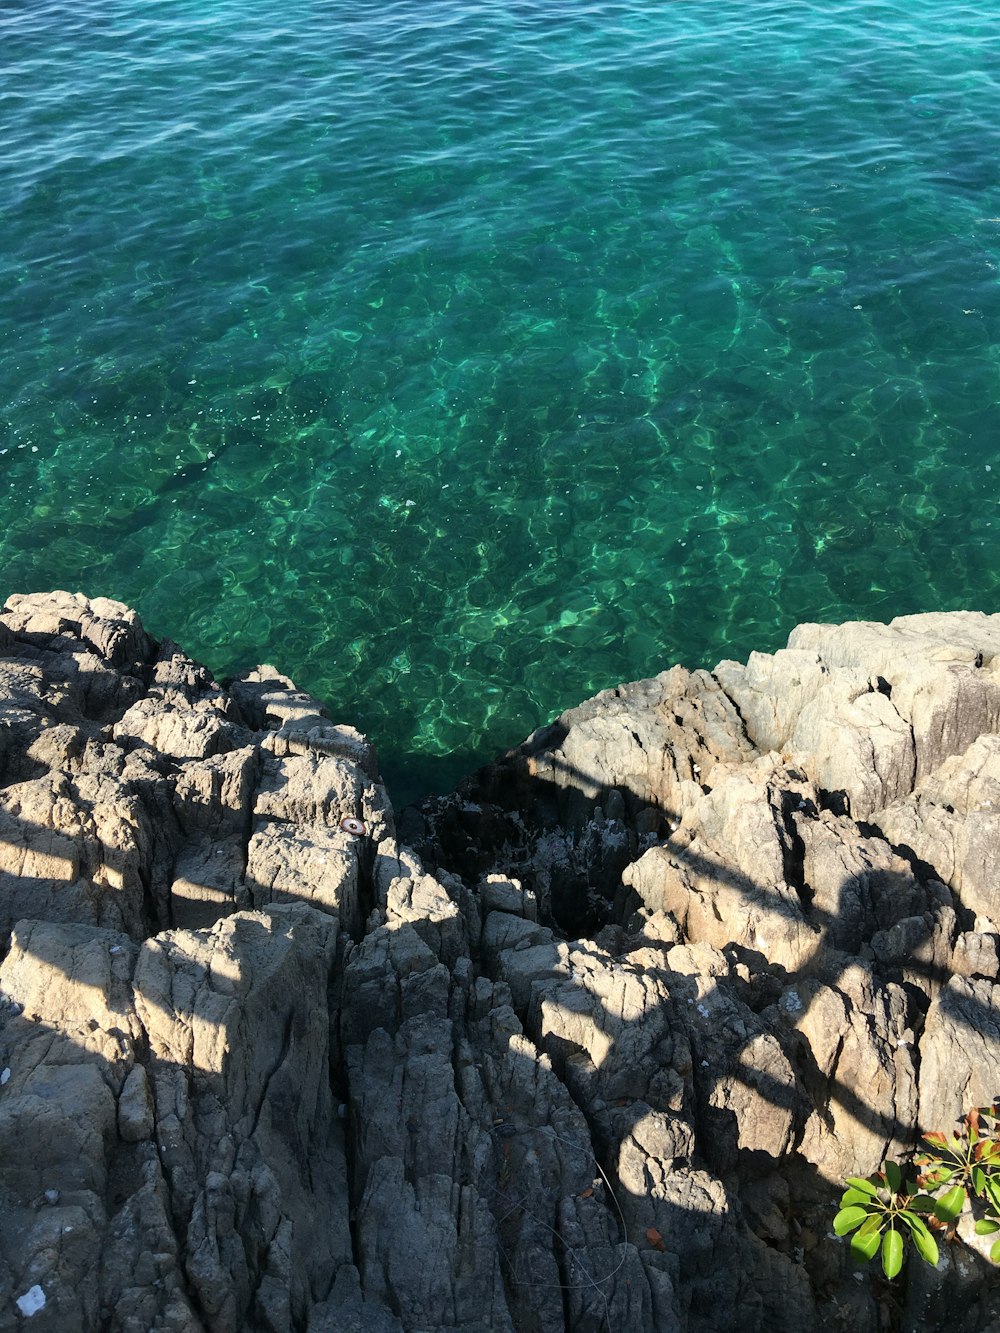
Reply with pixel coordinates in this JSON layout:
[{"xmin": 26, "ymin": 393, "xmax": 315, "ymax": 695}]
[{"xmin": 0, "ymin": 591, "xmax": 998, "ymax": 1332}]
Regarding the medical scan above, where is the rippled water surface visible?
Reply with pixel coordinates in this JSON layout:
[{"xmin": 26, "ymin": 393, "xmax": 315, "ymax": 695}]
[{"xmin": 3, "ymin": 0, "xmax": 1000, "ymax": 799}]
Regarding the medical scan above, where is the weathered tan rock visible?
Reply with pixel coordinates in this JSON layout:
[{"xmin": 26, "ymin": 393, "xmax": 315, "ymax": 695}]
[
  {"xmin": 877, "ymin": 732, "xmax": 1000, "ymax": 926},
  {"xmin": 1, "ymin": 591, "xmax": 151, "ymax": 669},
  {"xmin": 517, "ymin": 665, "xmax": 756, "ymax": 828},
  {"xmin": 0, "ymin": 767, "xmax": 155, "ymax": 945},
  {"xmin": 622, "ymin": 759, "xmax": 820, "ymax": 971},
  {"xmin": 715, "ymin": 613, "xmax": 1000, "ymax": 819},
  {"xmin": 919, "ymin": 975, "xmax": 1000, "ymax": 1132},
  {"xmin": 715, "ymin": 647, "xmax": 916, "ymax": 818},
  {"xmin": 0, "ymin": 909, "xmax": 349, "ymax": 1333},
  {"xmin": 0, "ymin": 594, "xmax": 377, "ymax": 1332},
  {"xmin": 4, "ymin": 593, "xmax": 1000, "ymax": 1333},
  {"xmin": 791, "ymin": 613, "xmax": 1000, "ymax": 777}
]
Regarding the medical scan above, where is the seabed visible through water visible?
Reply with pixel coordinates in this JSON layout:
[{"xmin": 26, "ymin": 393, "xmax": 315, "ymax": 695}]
[{"xmin": 2, "ymin": 0, "xmax": 1000, "ymax": 801}]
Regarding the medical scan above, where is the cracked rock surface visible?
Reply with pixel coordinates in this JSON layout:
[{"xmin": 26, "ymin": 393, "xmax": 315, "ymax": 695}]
[{"xmin": 1, "ymin": 592, "xmax": 999, "ymax": 1331}]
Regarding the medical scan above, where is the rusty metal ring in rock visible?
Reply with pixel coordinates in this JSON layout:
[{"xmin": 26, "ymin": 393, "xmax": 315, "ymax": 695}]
[{"xmin": 340, "ymin": 815, "xmax": 367, "ymax": 837}]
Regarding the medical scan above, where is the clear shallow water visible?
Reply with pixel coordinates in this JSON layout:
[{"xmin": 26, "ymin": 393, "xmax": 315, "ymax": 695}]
[{"xmin": 2, "ymin": 0, "xmax": 1000, "ymax": 802}]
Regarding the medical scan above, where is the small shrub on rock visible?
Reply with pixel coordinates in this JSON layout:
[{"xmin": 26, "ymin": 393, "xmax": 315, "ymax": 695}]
[{"xmin": 835, "ymin": 1103, "xmax": 1000, "ymax": 1278}]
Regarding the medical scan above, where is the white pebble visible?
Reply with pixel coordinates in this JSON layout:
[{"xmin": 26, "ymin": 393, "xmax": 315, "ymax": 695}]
[
  {"xmin": 15, "ymin": 1286, "xmax": 45, "ymax": 1317},
  {"xmin": 0, "ymin": 1067, "xmax": 10, "ymax": 1085}
]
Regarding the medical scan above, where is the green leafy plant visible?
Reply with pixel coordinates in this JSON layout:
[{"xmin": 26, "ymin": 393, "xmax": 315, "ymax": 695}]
[
  {"xmin": 916, "ymin": 1103, "xmax": 1000, "ymax": 1262},
  {"xmin": 834, "ymin": 1103, "xmax": 1000, "ymax": 1279},
  {"xmin": 834, "ymin": 1160, "xmax": 938, "ymax": 1278}
]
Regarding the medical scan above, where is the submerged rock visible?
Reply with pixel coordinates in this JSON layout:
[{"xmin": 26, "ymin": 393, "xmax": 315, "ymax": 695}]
[{"xmin": 0, "ymin": 591, "xmax": 998, "ymax": 1331}]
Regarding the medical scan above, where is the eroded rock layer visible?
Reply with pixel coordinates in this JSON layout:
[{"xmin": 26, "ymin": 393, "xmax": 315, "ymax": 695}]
[{"xmin": 1, "ymin": 593, "xmax": 998, "ymax": 1332}]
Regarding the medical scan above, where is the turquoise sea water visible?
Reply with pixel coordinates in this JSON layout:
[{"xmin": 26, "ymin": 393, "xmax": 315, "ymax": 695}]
[{"xmin": 2, "ymin": 0, "xmax": 1000, "ymax": 801}]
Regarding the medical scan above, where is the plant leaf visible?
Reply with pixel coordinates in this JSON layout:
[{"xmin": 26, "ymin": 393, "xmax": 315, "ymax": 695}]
[
  {"xmin": 927, "ymin": 1166, "xmax": 957, "ymax": 1186},
  {"xmin": 992, "ymin": 1236, "xmax": 1000, "ymax": 1266},
  {"xmin": 884, "ymin": 1161, "xmax": 903, "ymax": 1194},
  {"xmin": 844, "ymin": 1176, "xmax": 878, "ymax": 1197},
  {"xmin": 975, "ymin": 1218, "xmax": 1000, "ymax": 1235},
  {"xmin": 834, "ymin": 1206, "xmax": 870, "ymax": 1236},
  {"xmin": 881, "ymin": 1228, "xmax": 904, "ymax": 1280},
  {"xmin": 840, "ymin": 1188, "xmax": 876, "ymax": 1209},
  {"xmin": 851, "ymin": 1223, "xmax": 882, "ymax": 1263},
  {"xmin": 907, "ymin": 1194, "xmax": 938, "ymax": 1214},
  {"xmin": 902, "ymin": 1214, "xmax": 939, "ymax": 1266},
  {"xmin": 934, "ymin": 1185, "xmax": 967, "ymax": 1224}
]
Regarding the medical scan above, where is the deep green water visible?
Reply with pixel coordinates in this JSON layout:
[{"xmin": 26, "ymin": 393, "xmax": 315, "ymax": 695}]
[{"xmin": 2, "ymin": 1, "xmax": 1000, "ymax": 802}]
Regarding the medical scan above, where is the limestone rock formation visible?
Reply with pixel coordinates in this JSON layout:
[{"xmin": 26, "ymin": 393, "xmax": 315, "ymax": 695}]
[{"xmin": 1, "ymin": 592, "xmax": 999, "ymax": 1332}]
